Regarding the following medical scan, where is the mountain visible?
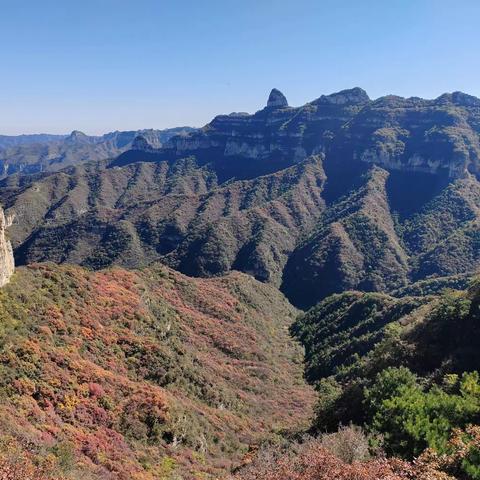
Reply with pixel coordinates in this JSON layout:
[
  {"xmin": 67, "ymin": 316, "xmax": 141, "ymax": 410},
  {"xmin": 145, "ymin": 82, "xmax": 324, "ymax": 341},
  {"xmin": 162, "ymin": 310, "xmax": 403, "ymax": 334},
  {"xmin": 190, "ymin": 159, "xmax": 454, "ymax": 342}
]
[
  {"xmin": 3, "ymin": 88, "xmax": 480, "ymax": 308},
  {"xmin": 111, "ymin": 88, "xmax": 480, "ymax": 186},
  {"xmin": 0, "ymin": 262, "xmax": 313, "ymax": 479},
  {"xmin": 3, "ymin": 87, "xmax": 480, "ymax": 479},
  {"xmin": 0, "ymin": 154, "xmax": 326, "ymax": 288},
  {"xmin": 0, "ymin": 127, "xmax": 195, "ymax": 178},
  {"xmin": 110, "ymin": 87, "xmax": 371, "ymax": 182},
  {"xmin": 0, "ymin": 134, "xmax": 67, "ymax": 148}
]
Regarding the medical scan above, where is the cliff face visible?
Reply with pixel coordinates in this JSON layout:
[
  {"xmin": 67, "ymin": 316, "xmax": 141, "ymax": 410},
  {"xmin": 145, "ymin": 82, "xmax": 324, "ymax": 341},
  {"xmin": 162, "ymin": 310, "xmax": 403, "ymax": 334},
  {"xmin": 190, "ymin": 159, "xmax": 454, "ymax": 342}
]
[
  {"xmin": 111, "ymin": 88, "xmax": 480, "ymax": 184},
  {"xmin": 0, "ymin": 208, "xmax": 14, "ymax": 287}
]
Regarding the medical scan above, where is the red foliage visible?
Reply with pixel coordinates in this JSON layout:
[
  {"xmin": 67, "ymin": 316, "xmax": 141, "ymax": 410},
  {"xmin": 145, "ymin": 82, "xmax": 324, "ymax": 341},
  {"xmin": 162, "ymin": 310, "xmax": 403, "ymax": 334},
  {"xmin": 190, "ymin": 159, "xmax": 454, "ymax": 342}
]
[
  {"xmin": 0, "ymin": 263, "xmax": 314, "ymax": 479},
  {"xmin": 88, "ymin": 383, "xmax": 105, "ymax": 398},
  {"xmin": 232, "ymin": 437, "xmax": 458, "ymax": 480}
]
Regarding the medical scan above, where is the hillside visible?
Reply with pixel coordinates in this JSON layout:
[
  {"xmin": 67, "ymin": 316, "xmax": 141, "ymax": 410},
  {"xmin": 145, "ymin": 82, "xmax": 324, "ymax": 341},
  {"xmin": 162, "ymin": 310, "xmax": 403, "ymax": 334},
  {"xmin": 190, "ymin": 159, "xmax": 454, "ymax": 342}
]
[
  {"xmin": 291, "ymin": 278, "xmax": 480, "ymax": 430},
  {"xmin": 234, "ymin": 279, "xmax": 480, "ymax": 480},
  {"xmin": 0, "ymin": 263, "xmax": 314, "ymax": 479},
  {"xmin": 0, "ymin": 155, "xmax": 326, "ymax": 287},
  {"xmin": 2, "ymin": 89, "xmax": 480, "ymax": 307}
]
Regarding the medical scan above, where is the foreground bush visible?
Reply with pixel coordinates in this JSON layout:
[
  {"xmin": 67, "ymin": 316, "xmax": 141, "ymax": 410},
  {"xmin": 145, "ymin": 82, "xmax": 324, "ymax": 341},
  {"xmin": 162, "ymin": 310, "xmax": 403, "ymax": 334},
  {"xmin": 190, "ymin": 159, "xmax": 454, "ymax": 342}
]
[
  {"xmin": 233, "ymin": 437, "xmax": 417, "ymax": 480},
  {"xmin": 319, "ymin": 425, "xmax": 372, "ymax": 464}
]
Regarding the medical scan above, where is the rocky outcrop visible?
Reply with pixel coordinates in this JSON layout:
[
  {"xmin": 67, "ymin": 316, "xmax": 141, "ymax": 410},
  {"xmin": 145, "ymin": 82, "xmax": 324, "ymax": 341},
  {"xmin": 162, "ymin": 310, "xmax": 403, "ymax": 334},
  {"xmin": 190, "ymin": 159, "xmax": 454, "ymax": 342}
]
[
  {"xmin": 131, "ymin": 135, "xmax": 155, "ymax": 152},
  {"xmin": 65, "ymin": 130, "xmax": 90, "ymax": 145},
  {"xmin": 267, "ymin": 88, "xmax": 288, "ymax": 108},
  {"xmin": 0, "ymin": 208, "xmax": 14, "ymax": 287}
]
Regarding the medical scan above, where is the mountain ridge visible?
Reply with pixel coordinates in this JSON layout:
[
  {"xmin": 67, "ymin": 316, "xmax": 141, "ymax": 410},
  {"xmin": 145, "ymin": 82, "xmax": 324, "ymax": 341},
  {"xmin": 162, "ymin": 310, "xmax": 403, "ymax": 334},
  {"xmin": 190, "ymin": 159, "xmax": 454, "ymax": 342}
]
[
  {"xmin": 2, "ymin": 87, "xmax": 480, "ymax": 308},
  {"xmin": 112, "ymin": 87, "xmax": 480, "ymax": 183},
  {"xmin": 0, "ymin": 127, "xmax": 195, "ymax": 178}
]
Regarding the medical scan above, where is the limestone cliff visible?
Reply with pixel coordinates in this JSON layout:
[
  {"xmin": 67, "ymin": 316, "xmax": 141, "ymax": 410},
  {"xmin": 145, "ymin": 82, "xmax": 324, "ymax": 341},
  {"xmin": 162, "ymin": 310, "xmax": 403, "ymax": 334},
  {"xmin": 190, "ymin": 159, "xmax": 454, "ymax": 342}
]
[
  {"xmin": 0, "ymin": 208, "xmax": 14, "ymax": 287},
  {"xmin": 111, "ymin": 87, "xmax": 480, "ymax": 183}
]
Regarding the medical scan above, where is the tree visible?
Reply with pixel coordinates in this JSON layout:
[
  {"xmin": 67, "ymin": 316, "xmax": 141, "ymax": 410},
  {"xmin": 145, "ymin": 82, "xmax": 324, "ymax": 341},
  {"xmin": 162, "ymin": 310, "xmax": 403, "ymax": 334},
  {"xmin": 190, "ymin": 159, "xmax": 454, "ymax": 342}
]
[{"xmin": 365, "ymin": 368, "xmax": 480, "ymax": 458}]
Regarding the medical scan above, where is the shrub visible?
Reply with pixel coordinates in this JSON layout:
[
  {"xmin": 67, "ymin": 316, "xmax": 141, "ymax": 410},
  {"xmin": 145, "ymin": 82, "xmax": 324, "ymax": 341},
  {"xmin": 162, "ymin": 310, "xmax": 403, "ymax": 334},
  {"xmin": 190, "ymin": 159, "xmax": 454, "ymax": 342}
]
[
  {"xmin": 319, "ymin": 424, "xmax": 371, "ymax": 464},
  {"xmin": 232, "ymin": 436, "xmax": 414, "ymax": 480}
]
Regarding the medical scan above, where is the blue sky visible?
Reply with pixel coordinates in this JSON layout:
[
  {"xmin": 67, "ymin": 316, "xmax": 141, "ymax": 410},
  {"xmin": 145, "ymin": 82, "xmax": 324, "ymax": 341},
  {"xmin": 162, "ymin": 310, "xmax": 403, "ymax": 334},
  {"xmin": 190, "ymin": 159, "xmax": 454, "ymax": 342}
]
[{"xmin": 1, "ymin": 0, "xmax": 480, "ymax": 135}]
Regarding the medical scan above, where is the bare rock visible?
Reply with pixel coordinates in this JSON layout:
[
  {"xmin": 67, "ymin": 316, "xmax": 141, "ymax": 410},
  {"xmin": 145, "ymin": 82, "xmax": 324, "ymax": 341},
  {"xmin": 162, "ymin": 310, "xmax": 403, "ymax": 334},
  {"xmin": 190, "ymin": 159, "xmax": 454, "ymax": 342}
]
[
  {"xmin": 0, "ymin": 208, "xmax": 14, "ymax": 287},
  {"xmin": 267, "ymin": 88, "xmax": 288, "ymax": 108}
]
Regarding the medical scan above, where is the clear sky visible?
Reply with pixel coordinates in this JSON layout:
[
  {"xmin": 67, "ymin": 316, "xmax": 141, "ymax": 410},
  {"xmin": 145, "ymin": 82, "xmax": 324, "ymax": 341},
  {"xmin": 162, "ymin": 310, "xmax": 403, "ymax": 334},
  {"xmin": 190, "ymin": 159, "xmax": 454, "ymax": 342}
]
[{"xmin": 1, "ymin": 0, "xmax": 480, "ymax": 135}]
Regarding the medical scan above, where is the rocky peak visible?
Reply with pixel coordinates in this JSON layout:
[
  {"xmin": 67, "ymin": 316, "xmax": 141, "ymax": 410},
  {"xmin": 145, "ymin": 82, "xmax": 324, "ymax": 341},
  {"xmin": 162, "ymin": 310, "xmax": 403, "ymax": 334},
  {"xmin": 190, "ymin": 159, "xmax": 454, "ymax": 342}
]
[
  {"xmin": 131, "ymin": 135, "xmax": 155, "ymax": 152},
  {"xmin": 0, "ymin": 207, "xmax": 14, "ymax": 287},
  {"xmin": 267, "ymin": 88, "xmax": 288, "ymax": 108},
  {"xmin": 313, "ymin": 87, "xmax": 370, "ymax": 106},
  {"xmin": 436, "ymin": 91, "xmax": 480, "ymax": 107},
  {"xmin": 66, "ymin": 130, "xmax": 89, "ymax": 144}
]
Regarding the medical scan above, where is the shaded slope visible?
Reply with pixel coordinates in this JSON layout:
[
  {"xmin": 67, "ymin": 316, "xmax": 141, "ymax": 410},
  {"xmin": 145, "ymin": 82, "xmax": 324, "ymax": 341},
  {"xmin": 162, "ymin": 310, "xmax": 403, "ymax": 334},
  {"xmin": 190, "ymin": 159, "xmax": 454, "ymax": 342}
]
[
  {"xmin": 292, "ymin": 291, "xmax": 427, "ymax": 383},
  {"xmin": 2, "ymin": 155, "xmax": 326, "ymax": 285},
  {"xmin": 290, "ymin": 277, "xmax": 480, "ymax": 429},
  {"xmin": 282, "ymin": 167, "xmax": 409, "ymax": 308}
]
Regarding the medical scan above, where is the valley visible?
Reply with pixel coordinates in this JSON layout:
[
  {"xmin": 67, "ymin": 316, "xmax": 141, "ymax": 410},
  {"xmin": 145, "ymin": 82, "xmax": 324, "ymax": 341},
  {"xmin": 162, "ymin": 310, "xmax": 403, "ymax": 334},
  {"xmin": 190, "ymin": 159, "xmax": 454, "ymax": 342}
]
[{"xmin": 1, "ymin": 87, "xmax": 480, "ymax": 479}]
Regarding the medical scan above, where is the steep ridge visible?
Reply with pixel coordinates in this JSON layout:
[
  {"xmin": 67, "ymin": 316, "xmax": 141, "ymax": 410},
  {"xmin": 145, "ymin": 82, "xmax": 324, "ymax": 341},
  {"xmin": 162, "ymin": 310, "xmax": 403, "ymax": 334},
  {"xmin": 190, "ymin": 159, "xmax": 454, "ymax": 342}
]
[
  {"xmin": 164, "ymin": 155, "xmax": 326, "ymax": 284},
  {"xmin": 282, "ymin": 167, "xmax": 410, "ymax": 308},
  {"xmin": 0, "ymin": 262, "xmax": 314, "ymax": 479},
  {"xmin": 284, "ymin": 167, "xmax": 480, "ymax": 308},
  {"xmin": 402, "ymin": 176, "xmax": 480, "ymax": 279},
  {"xmin": 1, "ymin": 155, "xmax": 326, "ymax": 285}
]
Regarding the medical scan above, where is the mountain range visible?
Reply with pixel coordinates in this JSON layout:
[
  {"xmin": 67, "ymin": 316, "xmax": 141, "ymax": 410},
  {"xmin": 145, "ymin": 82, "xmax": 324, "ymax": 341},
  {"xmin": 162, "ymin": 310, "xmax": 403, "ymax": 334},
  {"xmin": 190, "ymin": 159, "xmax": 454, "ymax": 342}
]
[
  {"xmin": 0, "ymin": 127, "xmax": 195, "ymax": 178},
  {"xmin": 2, "ymin": 88, "xmax": 480, "ymax": 308}
]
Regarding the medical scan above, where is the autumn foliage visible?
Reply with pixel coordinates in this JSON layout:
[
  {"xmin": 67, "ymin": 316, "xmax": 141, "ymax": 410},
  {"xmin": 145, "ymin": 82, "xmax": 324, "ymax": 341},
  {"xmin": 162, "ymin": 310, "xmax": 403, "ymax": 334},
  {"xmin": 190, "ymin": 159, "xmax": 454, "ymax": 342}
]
[
  {"xmin": 232, "ymin": 434, "xmax": 462, "ymax": 480},
  {"xmin": 0, "ymin": 263, "xmax": 314, "ymax": 479}
]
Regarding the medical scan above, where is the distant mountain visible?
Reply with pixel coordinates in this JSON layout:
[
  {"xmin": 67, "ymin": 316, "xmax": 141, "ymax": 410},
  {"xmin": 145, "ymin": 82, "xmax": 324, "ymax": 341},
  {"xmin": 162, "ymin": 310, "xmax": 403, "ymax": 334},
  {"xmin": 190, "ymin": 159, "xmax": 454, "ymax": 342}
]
[
  {"xmin": 3, "ymin": 88, "xmax": 480, "ymax": 308},
  {"xmin": 0, "ymin": 127, "xmax": 195, "ymax": 177},
  {"xmin": 0, "ymin": 133, "xmax": 67, "ymax": 148}
]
